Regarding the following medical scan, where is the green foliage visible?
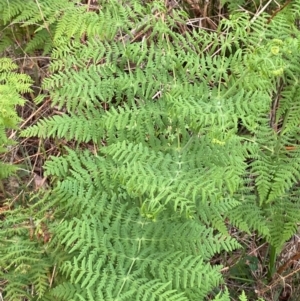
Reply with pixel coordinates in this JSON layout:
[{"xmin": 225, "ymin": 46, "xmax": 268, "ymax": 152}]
[
  {"xmin": 238, "ymin": 291, "xmax": 265, "ymax": 301},
  {"xmin": 0, "ymin": 206, "xmax": 57, "ymax": 300},
  {"xmin": 1, "ymin": 0, "xmax": 300, "ymax": 300},
  {"xmin": 49, "ymin": 196, "xmax": 239, "ymax": 300},
  {"xmin": 25, "ymin": 0, "xmax": 300, "ymax": 253},
  {"xmin": 0, "ymin": 58, "xmax": 31, "ymax": 179}
]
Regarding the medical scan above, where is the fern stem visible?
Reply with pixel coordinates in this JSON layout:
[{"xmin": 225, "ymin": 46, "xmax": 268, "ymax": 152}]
[
  {"xmin": 277, "ymin": 107, "xmax": 291, "ymax": 140},
  {"xmin": 222, "ymin": 70, "xmax": 250, "ymax": 99},
  {"xmin": 117, "ymin": 258, "xmax": 137, "ymax": 297},
  {"xmin": 268, "ymin": 244, "xmax": 277, "ymax": 280}
]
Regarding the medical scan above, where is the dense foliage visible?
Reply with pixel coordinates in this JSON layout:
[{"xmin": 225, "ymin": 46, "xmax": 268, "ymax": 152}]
[
  {"xmin": 0, "ymin": 0, "xmax": 300, "ymax": 300},
  {"xmin": 0, "ymin": 58, "xmax": 32, "ymax": 180}
]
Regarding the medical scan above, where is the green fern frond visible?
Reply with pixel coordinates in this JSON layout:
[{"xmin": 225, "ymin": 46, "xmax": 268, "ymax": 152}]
[
  {"xmin": 0, "ymin": 58, "xmax": 32, "ymax": 179},
  {"xmin": 0, "ymin": 210, "xmax": 54, "ymax": 301},
  {"xmin": 12, "ymin": 0, "xmax": 300, "ymax": 299},
  {"xmin": 49, "ymin": 200, "xmax": 239, "ymax": 301}
]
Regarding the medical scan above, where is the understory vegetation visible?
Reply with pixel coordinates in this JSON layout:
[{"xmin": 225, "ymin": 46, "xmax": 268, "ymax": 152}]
[{"xmin": 0, "ymin": 0, "xmax": 300, "ymax": 300}]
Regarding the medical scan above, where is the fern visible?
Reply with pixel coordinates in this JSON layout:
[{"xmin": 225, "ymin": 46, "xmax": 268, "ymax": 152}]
[
  {"xmin": 18, "ymin": 1, "xmax": 246, "ymax": 299},
  {"xmin": 0, "ymin": 58, "xmax": 31, "ymax": 179},
  {"xmin": 48, "ymin": 198, "xmax": 239, "ymax": 300},
  {"xmin": 1, "ymin": 0, "xmax": 300, "ymax": 299},
  {"xmin": 0, "ymin": 204, "xmax": 58, "ymax": 300},
  {"xmin": 24, "ymin": 0, "xmax": 300, "ymax": 283},
  {"xmin": 224, "ymin": 0, "xmax": 300, "ymax": 275}
]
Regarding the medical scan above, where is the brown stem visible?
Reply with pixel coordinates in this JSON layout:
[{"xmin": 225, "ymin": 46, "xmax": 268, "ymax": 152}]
[
  {"xmin": 267, "ymin": 0, "xmax": 292, "ymax": 24},
  {"xmin": 277, "ymin": 251, "xmax": 300, "ymax": 275}
]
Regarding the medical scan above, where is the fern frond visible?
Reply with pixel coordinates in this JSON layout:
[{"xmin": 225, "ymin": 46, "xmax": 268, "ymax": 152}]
[
  {"xmin": 0, "ymin": 58, "xmax": 32, "ymax": 179},
  {"xmin": 49, "ymin": 200, "xmax": 238, "ymax": 301}
]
